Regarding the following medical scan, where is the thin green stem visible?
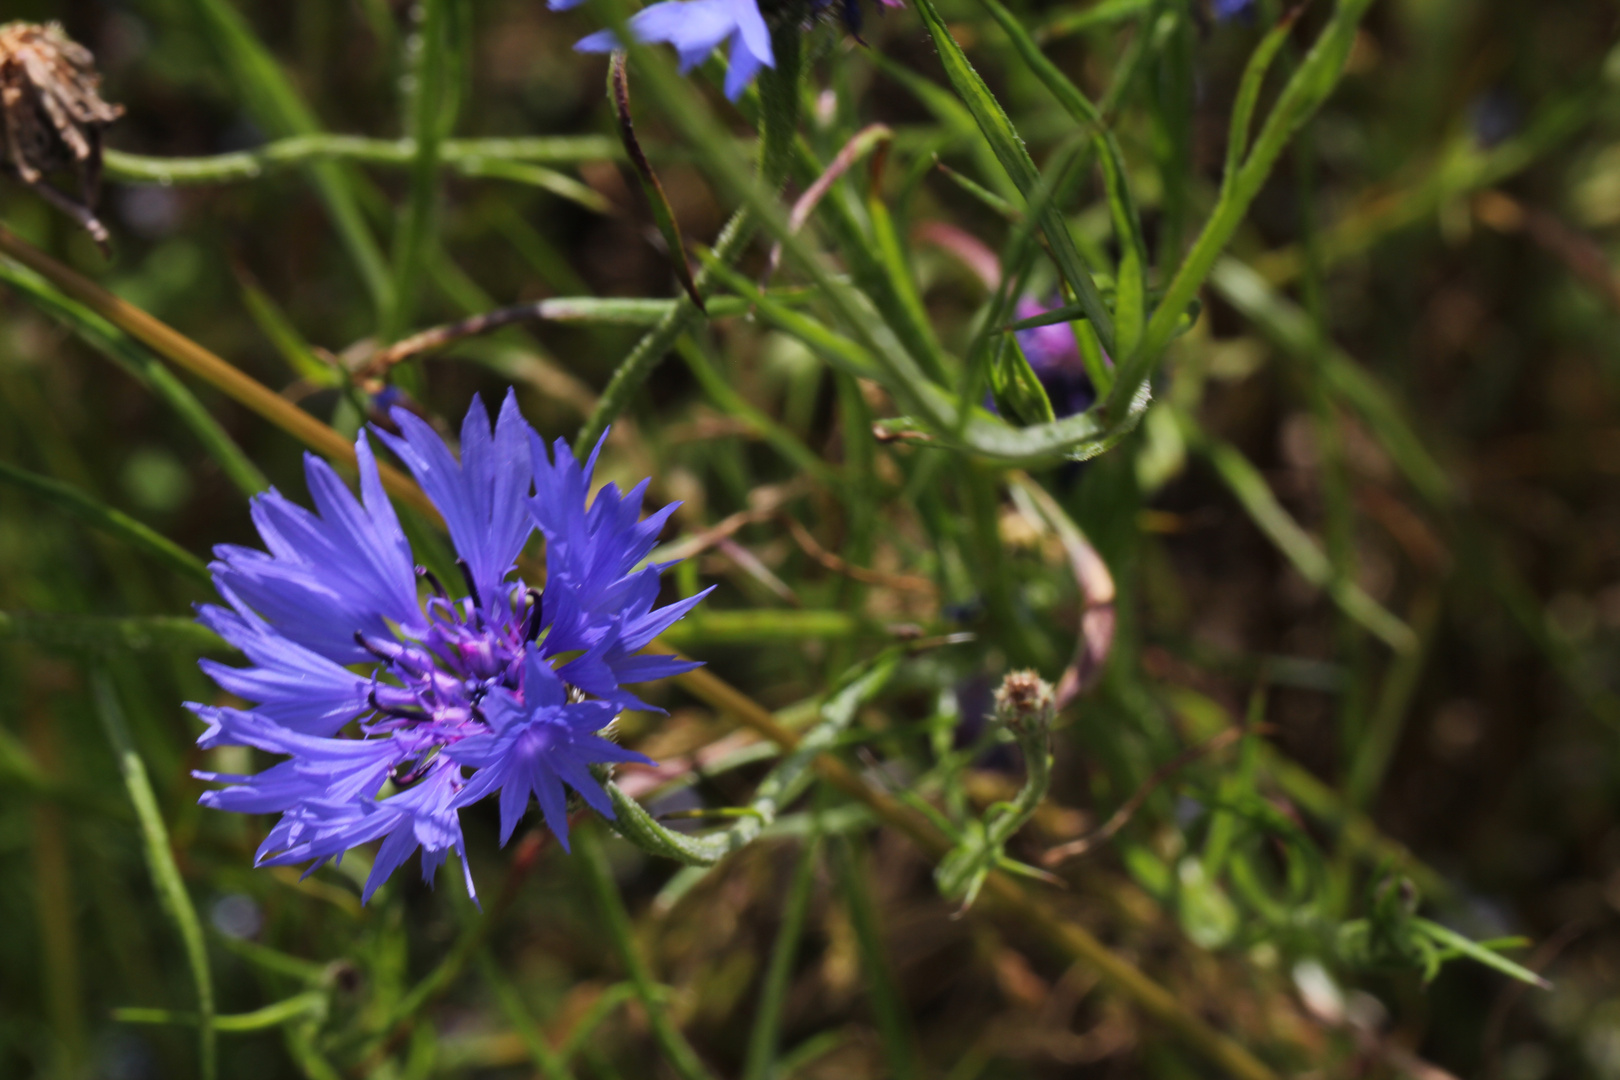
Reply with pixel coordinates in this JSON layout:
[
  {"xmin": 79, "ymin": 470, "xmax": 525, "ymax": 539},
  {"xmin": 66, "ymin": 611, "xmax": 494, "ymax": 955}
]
[
  {"xmin": 743, "ymin": 836, "xmax": 822, "ymax": 1080},
  {"xmin": 103, "ymin": 136, "xmax": 620, "ymax": 184},
  {"xmin": 572, "ymin": 25, "xmax": 802, "ymax": 457},
  {"xmin": 92, "ymin": 673, "xmax": 215, "ymax": 1080},
  {"xmin": 576, "ymin": 826, "xmax": 718, "ymax": 1080},
  {"xmin": 1106, "ymin": 0, "xmax": 1376, "ymax": 419}
]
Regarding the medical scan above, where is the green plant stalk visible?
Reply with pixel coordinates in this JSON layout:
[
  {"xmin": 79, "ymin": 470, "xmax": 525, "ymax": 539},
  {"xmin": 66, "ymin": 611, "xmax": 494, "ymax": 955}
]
[
  {"xmin": 572, "ymin": 25, "xmax": 803, "ymax": 457},
  {"xmin": 0, "ymin": 258, "xmax": 268, "ymax": 496},
  {"xmin": 103, "ymin": 135, "xmax": 621, "ymax": 183},
  {"xmin": 386, "ymin": 0, "xmax": 460, "ymax": 343},
  {"xmin": 742, "ymin": 836, "xmax": 822, "ymax": 1080},
  {"xmin": 1107, "ymin": 0, "xmax": 1376, "ymax": 419},
  {"xmin": 674, "ymin": 335, "xmax": 841, "ymax": 487},
  {"xmin": 181, "ymin": 0, "xmax": 393, "ymax": 318},
  {"xmin": 910, "ymin": 0, "xmax": 1116, "ymax": 356},
  {"xmin": 577, "ymin": 825, "xmax": 718, "ymax": 1080},
  {"xmin": 92, "ymin": 673, "xmax": 215, "ymax": 1080},
  {"xmin": 1178, "ymin": 411, "xmax": 1416, "ymax": 653},
  {"xmin": 0, "ymin": 462, "xmax": 211, "ymax": 585},
  {"xmin": 112, "ymin": 992, "xmax": 325, "ymax": 1032},
  {"xmin": 474, "ymin": 950, "xmax": 575, "ymax": 1080},
  {"xmin": 831, "ymin": 837, "xmax": 918, "ymax": 1080}
]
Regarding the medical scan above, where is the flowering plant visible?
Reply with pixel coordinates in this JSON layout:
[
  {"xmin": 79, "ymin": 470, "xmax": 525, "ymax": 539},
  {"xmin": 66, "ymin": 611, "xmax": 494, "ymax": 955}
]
[{"xmin": 191, "ymin": 392, "xmax": 706, "ymax": 902}]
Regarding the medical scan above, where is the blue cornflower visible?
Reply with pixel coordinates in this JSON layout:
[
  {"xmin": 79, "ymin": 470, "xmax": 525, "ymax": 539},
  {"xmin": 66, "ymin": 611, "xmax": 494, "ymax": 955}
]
[
  {"xmin": 1212, "ymin": 0, "xmax": 1255, "ymax": 20},
  {"xmin": 559, "ymin": 0, "xmax": 904, "ymax": 101},
  {"xmin": 191, "ymin": 391, "xmax": 707, "ymax": 902},
  {"xmin": 1011, "ymin": 297, "xmax": 1100, "ymax": 419},
  {"xmin": 566, "ymin": 0, "xmax": 774, "ymax": 100}
]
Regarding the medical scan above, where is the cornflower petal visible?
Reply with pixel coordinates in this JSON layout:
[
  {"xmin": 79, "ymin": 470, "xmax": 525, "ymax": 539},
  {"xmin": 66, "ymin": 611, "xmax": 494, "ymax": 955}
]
[{"xmin": 375, "ymin": 390, "xmax": 535, "ymax": 610}]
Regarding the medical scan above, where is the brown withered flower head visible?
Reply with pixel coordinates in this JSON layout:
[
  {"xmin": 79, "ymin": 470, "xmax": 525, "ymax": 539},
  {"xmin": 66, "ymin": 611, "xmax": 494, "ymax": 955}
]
[{"xmin": 0, "ymin": 22, "xmax": 124, "ymax": 250}]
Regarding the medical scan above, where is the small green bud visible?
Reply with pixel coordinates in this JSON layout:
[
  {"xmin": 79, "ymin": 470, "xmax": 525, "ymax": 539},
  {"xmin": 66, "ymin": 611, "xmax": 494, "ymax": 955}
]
[{"xmin": 993, "ymin": 669, "xmax": 1055, "ymax": 737}]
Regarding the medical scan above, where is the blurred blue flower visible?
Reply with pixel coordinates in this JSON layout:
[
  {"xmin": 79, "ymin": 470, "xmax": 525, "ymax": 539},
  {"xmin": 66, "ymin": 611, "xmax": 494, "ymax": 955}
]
[
  {"xmin": 559, "ymin": 0, "xmax": 904, "ymax": 100},
  {"xmin": 1011, "ymin": 297, "xmax": 1100, "ymax": 419},
  {"xmin": 566, "ymin": 0, "xmax": 774, "ymax": 101},
  {"xmin": 191, "ymin": 391, "xmax": 706, "ymax": 902},
  {"xmin": 1213, "ymin": 0, "xmax": 1255, "ymax": 20}
]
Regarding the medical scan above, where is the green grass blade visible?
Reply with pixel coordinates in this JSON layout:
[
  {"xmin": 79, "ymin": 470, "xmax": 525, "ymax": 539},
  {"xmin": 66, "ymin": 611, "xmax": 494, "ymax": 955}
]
[
  {"xmin": 831, "ymin": 837, "xmax": 917, "ymax": 1080},
  {"xmin": 1182, "ymin": 415, "xmax": 1417, "ymax": 653},
  {"xmin": 0, "ymin": 462, "xmax": 210, "ymax": 585},
  {"xmin": 0, "ymin": 612, "xmax": 228, "ymax": 656},
  {"xmin": 910, "ymin": 0, "xmax": 1116, "ymax": 356},
  {"xmin": 0, "ymin": 258, "xmax": 268, "ymax": 496},
  {"xmin": 577, "ymin": 826, "xmax": 719, "ymax": 1080},
  {"xmin": 181, "ymin": 0, "xmax": 393, "ymax": 318},
  {"xmin": 92, "ymin": 673, "xmax": 216, "ymax": 1080},
  {"xmin": 743, "ymin": 836, "xmax": 822, "ymax": 1080},
  {"xmin": 386, "ymin": 0, "xmax": 462, "ymax": 342}
]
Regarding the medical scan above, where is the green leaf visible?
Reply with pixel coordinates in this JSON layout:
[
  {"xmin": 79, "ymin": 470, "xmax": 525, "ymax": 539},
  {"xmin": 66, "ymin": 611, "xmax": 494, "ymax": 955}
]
[
  {"xmin": 181, "ymin": 0, "xmax": 393, "ymax": 318},
  {"xmin": 0, "ymin": 461, "xmax": 211, "ymax": 585},
  {"xmin": 0, "ymin": 612, "xmax": 230, "ymax": 656},
  {"xmin": 988, "ymin": 334, "xmax": 1057, "ymax": 427},
  {"xmin": 611, "ymin": 54, "xmax": 705, "ymax": 312},
  {"xmin": 0, "ymin": 258, "xmax": 268, "ymax": 496},
  {"xmin": 910, "ymin": 0, "xmax": 1117, "ymax": 357}
]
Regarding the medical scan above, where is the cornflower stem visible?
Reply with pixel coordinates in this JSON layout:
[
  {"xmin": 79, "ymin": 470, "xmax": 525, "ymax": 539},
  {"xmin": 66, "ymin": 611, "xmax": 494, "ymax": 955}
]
[
  {"xmin": 0, "ymin": 226, "xmax": 438, "ymax": 522},
  {"xmin": 90, "ymin": 672, "xmax": 216, "ymax": 1080},
  {"xmin": 576, "ymin": 824, "xmax": 719, "ymax": 1080},
  {"xmin": 102, "ymin": 135, "xmax": 621, "ymax": 184},
  {"xmin": 666, "ymin": 663, "xmax": 1282, "ymax": 1080},
  {"xmin": 571, "ymin": 24, "xmax": 802, "ymax": 458}
]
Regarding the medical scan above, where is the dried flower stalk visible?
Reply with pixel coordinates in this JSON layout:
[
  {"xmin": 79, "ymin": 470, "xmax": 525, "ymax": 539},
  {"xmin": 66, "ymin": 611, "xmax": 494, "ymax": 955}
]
[{"xmin": 0, "ymin": 22, "xmax": 123, "ymax": 249}]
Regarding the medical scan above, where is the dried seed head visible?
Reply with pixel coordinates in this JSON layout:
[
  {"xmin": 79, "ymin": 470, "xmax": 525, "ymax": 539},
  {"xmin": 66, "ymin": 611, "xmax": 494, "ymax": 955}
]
[
  {"xmin": 993, "ymin": 669, "xmax": 1055, "ymax": 737},
  {"xmin": 0, "ymin": 22, "xmax": 124, "ymax": 248}
]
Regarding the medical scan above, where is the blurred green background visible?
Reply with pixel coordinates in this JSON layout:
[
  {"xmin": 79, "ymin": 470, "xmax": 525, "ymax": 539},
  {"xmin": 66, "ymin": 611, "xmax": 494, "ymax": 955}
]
[{"xmin": 4, "ymin": 0, "xmax": 1620, "ymax": 1078}]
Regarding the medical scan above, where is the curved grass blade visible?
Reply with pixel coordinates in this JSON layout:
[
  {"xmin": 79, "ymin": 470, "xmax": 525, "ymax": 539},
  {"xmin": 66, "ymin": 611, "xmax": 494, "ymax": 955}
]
[
  {"xmin": 180, "ymin": 0, "xmax": 392, "ymax": 318},
  {"xmin": 612, "ymin": 54, "xmax": 704, "ymax": 311},
  {"xmin": 92, "ymin": 673, "xmax": 216, "ymax": 1080},
  {"xmin": 0, "ymin": 612, "xmax": 229, "ymax": 656},
  {"xmin": 0, "ymin": 258, "xmax": 268, "ymax": 496},
  {"xmin": 0, "ymin": 461, "xmax": 210, "ymax": 585},
  {"xmin": 909, "ymin": 0, "xmax": 1116, "ymax": 356}
]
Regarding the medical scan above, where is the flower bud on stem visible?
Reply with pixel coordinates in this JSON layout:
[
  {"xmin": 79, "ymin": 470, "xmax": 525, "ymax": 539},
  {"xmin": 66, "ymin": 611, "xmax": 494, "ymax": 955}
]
[{"xmin": 935, "ymin": 670, "xmax": 1055, "ymax": 911}]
